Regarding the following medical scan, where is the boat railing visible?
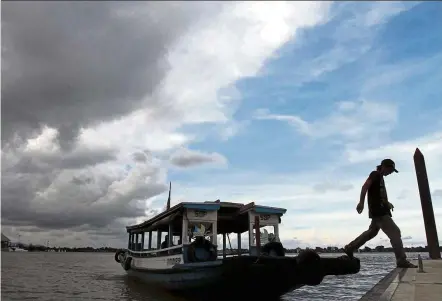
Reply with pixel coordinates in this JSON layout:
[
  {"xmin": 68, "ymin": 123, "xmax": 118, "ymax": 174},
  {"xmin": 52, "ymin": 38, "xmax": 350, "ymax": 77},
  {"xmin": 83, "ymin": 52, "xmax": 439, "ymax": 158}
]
[{"xmin": 127, "ymin": 244, "xmax": 183, "ymax": 257}]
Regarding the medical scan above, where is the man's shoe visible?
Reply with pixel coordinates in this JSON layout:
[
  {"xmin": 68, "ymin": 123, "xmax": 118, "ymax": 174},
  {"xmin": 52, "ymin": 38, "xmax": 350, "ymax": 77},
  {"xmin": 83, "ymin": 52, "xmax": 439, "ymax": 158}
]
[
  {"xmin": 343, "ymin": 245, "xmax": 354, "ymax": 259},
  {"xmin": 397, "ymin": 260, "xmax": 417, "ymax": 268}
]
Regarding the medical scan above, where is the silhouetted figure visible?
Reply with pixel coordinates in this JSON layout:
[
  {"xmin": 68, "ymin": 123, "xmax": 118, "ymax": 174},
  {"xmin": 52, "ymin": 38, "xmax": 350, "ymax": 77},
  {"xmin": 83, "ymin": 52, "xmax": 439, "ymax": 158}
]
[
  {"xmin": 161, "ymin": 235, "xmax": 171, "ymax": 249},
  {"xmin": 344, "ymin": 159, "xmax": 417, "ymax": 268}
]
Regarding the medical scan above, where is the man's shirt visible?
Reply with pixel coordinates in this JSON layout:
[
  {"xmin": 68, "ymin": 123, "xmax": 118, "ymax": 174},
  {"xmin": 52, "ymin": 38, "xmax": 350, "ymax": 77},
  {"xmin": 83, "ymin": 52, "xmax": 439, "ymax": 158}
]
[{"xmin": 367, "ymin": 170, "xmax": 392, "ymax": 218}]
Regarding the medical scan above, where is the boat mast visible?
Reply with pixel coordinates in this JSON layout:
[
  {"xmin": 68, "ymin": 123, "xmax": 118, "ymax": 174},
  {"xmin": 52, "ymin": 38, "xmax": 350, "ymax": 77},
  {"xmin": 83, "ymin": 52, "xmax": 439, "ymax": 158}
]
[{"xmin": 166, "ymin": 182, "xmax": 171, "ymax": 211}]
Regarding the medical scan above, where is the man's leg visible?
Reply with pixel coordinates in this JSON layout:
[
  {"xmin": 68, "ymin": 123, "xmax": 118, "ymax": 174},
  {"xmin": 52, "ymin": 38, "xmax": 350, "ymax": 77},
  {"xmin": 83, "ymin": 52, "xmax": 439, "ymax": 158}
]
[
  {"xmin": 344, "ymin": 219, "xmax": 380, "ymax": 258},
  {"xmin": 379, "ymin": 216, "xmax": 417, "ymax": 268}
]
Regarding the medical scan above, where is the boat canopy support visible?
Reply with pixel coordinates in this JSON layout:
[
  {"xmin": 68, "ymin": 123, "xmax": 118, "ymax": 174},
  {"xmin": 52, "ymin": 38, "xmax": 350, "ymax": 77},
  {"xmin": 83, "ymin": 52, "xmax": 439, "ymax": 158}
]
[{"xmin": 125, "ymin": 200, "xmax": 287, "ymax": 258}]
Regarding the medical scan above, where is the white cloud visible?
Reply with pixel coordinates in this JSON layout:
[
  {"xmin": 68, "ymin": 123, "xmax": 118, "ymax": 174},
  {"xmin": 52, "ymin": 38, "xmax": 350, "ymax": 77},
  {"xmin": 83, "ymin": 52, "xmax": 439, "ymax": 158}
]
[
  {"xmin": 24, "ymin": 126, "xmax": 59, "ymax": 154},
  {"xmin": 157, "ymin": 1, "xmax": 331, "ymax": 125},
  {"xmin": 234, "ymin": 1, "xmax": 440, "ymax": 249},
  {"xmin": 363, "ymin": 1, "xmax": 415, "ymax": 27},
  {"xmin": 77, "ymin": 109, "xmax": 192, "ymax": 153},
  {"xmin": 361, "ymin": 52, "xmax": 442, "ymax": 95},
  {"xmin": 143, "ymin": 2, "xmax": 440, "ymax": 249},
  {"xmin": 75, "ymin": 2, "xmax": 333, "ymax": 156},
  {"xmin": 254, "ymin": 99, "xmax": 398, "ymax": 145},
  {"xmin": 163, "ymin": 130, "xmax": 442, "ymax": 248},
  {"xmin": 345, "ymin": 132, "xmax": 442, "ymax": 165},
  {"xmin": 271, "ymin": 2, "xmax": 418, "ymax": 87},
  {"xmin": 4, "ymin": 129, "xmax": 441, "ymax": 249}
]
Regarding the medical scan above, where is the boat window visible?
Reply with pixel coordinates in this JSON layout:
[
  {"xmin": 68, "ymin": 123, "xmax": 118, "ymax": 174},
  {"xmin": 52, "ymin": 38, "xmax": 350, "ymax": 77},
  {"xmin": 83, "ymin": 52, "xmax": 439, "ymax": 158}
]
[
  {"xmin": 240, "ymin": 230, "xmax": 249, "ymax": 250},
  {"xmin": 157, "ymin": 232, "xmax": 182, "ymax": 248},
  {"xmin": 187, "ymin": 221, "xmax": 215, "ymax": 243},
  {"xmin": 216, "ymin": 232, "xmax": 247, "ymax": 255},
  {"xmin": 150, "ymin": 232, "xmax": 158, "ymax": 249},
  {"xmin": 172, "ymin": 235, "xmax": 181, "ymax": 245},
  {"xmin": 252, "ymin": 225, "xmax": 278, "ymax": 245},
  {"xmin": 160, "ymin": 232, "xmax": 171, "ymax": 249}
]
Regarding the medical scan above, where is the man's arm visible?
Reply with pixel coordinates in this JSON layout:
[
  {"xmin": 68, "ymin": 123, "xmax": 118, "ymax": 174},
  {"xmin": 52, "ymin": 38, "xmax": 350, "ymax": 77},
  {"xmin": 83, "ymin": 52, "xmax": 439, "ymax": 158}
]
[
  {"xmin": 359, "ymin": 177, "xmax": 374, "ymax": 205},
  {"xmin": 356, "ymin": 172, "xmax": 376, "ymax": 214}
]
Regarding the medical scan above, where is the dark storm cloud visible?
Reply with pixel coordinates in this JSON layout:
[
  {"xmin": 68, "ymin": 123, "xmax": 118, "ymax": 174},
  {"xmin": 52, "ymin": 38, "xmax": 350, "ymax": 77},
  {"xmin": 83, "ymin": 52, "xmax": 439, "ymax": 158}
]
[
  {"xmin": 71, "ymin": 176, "xmax": 93, "ymax": 186},
  {"xmin": 13, "ymin": 148, "xmax": 117, "ymax": 174},
  {"xmin": 0, "ymin": 1, "xmax": 228, "ymax": 244},
  {"xmin": 1, "ymin": 1, "xmax": 210, "ymax": 147},
  {"xmin": 1, "ymin": 166, "xmax": 168, "ymax": 230},
  {"xmin": 1, "ymin": 171, "xmax": 53, "ymax": 223},
  {"xmin": 86, "ymin": 211, "xmax": 159, "ymax": 237},
  {"xmin": 1, "ymin": 131, "xmax": 167, "ymax": 232},
  {"xmin": 169, "ymin": 149, "xmax": 226, "ymax": 168},
  {"xmin": 132, "ymin": 152, "xmax": 148, "ymax": 163}
]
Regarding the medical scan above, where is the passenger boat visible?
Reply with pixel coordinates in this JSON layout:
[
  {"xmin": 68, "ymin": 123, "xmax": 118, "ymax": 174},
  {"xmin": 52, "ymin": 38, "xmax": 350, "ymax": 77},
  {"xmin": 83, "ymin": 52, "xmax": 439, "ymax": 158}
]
[{"xmin": 116, "ymin": 194, "xmax": 360, "ymax": 299}]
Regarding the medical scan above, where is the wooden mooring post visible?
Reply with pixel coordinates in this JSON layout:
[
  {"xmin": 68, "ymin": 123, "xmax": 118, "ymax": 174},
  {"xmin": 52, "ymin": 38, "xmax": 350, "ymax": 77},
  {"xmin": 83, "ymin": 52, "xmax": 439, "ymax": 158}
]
[
  {"xmin": 413, "ymin": 148, "xmax": 441, "ymax": 259},
  {"xmin": 254, "ymin": 215, "xmax": 261, "ymax": 255}
]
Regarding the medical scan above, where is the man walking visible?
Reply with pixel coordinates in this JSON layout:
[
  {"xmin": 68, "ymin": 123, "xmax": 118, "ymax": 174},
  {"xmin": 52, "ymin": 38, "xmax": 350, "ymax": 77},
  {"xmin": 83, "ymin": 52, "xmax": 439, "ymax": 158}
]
[{"xmin": 344, "ymin": 159, "xmax": 417, "ymax": 268}]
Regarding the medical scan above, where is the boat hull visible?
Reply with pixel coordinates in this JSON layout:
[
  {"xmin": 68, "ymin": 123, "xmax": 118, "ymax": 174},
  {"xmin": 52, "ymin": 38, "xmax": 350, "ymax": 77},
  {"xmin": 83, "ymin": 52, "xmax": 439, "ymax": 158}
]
[
  {"xmin": 124, "ymin": 263, "xmax": 223, "ymax": 291},
  {"xmin": 119, "ymin": 251, "xmax": 360, "ymax": 299},
  {"xmin": 123, "ymin": 261, "xmax": 298, "ymax": 299}
]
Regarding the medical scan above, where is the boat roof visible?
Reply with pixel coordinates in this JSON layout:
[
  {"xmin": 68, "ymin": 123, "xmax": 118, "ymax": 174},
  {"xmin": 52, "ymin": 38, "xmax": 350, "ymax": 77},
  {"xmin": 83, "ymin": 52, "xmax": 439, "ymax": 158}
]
[
  {"xmin": 126, "ymin": 201, "xmax": 287, "ymax": 233},
  {"xmin": 1, "ymin": 233, "xmax": 10, "ymax": 242}
]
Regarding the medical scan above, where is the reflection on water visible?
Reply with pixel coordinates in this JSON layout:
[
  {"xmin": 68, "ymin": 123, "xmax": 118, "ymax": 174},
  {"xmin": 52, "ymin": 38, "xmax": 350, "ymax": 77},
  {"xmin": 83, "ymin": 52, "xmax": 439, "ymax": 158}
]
[{"xmin": 0, "ymin": 252, "xmax": 431, "ymax": 301}]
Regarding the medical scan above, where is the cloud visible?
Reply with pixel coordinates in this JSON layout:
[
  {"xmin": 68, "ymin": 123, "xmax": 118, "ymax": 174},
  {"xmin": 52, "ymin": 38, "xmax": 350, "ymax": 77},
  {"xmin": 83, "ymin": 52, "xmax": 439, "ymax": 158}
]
[
  {"xmin": 2, "ymin": 130, "xmax": 118, "ymax": 176},
  {"xmin": 1, "ymin": 2, "xmax": 214, "ymax": 148},
  {"xmin": 266, "ymin": 2, "xmax": 418, "ymax": 87},
  {"xmin": 1, "ymin": 143, "xmax": 168, "ymax": 231},
  {"xmin": 156, "ymin": 1, "xmax": 331, "ymax": 126},
  {"xmin": 164, "ymin": 129, "xmax": 442, "ymax": 248},
  {"xmin": 1, "ymin": 2, "xmax": 332, "ymax": 247},
  {"xmin": 360, "ymin": 53, "xmax": 442, "ymax": 95},
  {"xmin": 362, "ymin": 1, "xmax": 415, "ymax": 27},
  {"xmin": 2, "ymin": 2, "xmax": 437, "ymax": 252},
  {"xmin": 169, "ymin": 148, "xmax": 227, "ymax": 168},
  {"xmin": 253, "ymin": 100, "xmax": 398, "ymax": 145},
  {"xmin": 345, "ymin": 132, "xmax": 442, "ymax": 166},
  {"xmin": 132, "ymin": 151, "xmax": 150, "ymax": 163}
]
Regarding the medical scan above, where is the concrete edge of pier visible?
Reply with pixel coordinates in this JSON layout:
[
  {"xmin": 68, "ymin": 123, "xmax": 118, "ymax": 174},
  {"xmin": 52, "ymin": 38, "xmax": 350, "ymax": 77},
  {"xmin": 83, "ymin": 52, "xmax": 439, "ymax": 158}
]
[
  {"xmin": 358, "ymin": 266, "xmax": 404, "ymax": 301},
  {"xmin": 359, "ymin": 259, "xmax": 442, "ymax": 301}
]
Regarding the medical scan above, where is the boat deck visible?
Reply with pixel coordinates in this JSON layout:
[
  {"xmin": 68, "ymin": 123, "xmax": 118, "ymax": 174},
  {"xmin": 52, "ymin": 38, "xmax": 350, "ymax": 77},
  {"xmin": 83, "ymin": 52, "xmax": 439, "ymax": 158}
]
[{"xmin": 359, "ymin": 259, "xmax": 442, "ymax": 301}]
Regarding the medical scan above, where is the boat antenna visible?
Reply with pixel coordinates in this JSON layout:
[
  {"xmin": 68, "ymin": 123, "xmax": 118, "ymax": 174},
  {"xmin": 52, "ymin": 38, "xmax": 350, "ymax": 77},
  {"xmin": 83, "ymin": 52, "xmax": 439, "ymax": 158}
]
[{"xmin": 166, "ymin": 181, "xmax": 171, "ymax": 210}]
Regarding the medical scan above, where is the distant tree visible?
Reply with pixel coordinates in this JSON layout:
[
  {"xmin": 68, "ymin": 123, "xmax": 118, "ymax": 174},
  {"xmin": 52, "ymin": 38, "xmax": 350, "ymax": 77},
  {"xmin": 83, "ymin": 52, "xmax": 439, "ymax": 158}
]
[{"xmin": 375, "ymin": 245, "xmax": 385, "ymax": 252}]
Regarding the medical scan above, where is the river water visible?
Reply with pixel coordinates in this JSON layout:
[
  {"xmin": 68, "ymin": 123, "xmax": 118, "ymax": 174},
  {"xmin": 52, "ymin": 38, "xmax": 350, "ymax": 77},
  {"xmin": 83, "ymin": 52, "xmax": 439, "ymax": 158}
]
[{"xmin": 0, "ymin": 252, "xmax": 429, "ymax": 301}]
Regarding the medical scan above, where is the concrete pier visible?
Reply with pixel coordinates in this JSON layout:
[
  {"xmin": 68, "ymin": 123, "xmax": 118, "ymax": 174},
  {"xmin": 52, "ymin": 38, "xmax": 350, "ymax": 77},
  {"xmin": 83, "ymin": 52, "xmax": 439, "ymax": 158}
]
[{"xmin": 359, "ymin": 259, "xmax": 442, "ymax": 301}]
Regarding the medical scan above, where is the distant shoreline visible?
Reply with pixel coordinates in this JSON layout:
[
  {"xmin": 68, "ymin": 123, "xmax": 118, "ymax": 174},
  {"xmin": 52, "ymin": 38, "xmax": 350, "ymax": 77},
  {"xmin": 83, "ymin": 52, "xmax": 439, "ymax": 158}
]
[{"xmin": 4, "ymin": 245, "xmax": 441, "ymax": 254}]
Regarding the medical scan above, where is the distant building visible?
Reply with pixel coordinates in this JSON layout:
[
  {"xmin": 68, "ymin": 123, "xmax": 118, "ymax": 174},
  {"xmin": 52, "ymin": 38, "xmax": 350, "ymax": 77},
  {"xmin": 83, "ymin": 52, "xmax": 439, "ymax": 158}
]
[{"xmin": 1, "ymin": 233, "xmax": 11, "ymax": 250}]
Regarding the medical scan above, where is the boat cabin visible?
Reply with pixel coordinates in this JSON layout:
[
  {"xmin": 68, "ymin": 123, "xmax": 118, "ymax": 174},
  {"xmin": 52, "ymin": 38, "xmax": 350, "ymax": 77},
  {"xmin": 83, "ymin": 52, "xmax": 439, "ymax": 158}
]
[
  {"xmin": 125, "ymin": 201, "xmax": 287, "ymax": 263},
  {"xmin": 1, "ymin": 233, "xmax": 10, "ymax": 251}
]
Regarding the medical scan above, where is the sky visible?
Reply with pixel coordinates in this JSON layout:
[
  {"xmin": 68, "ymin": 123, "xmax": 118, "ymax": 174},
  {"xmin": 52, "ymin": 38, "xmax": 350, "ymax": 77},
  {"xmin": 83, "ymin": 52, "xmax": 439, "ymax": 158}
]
[{"xmin": 1, "ymin": 1, "xmax": 442, "ymax": 250}]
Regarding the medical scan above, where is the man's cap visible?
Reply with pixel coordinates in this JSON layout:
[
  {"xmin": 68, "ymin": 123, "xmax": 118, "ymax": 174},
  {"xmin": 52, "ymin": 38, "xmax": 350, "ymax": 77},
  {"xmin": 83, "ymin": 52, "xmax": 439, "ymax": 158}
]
[{"xmin": 381, "ymin": 158, "xmax": 398, "ymax": 173}]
